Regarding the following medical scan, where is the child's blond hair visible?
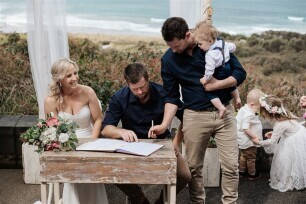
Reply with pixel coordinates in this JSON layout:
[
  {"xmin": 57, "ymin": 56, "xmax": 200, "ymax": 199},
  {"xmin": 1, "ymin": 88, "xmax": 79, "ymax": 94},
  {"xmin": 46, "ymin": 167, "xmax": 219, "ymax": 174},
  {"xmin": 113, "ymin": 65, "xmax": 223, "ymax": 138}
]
[
  {"xmin": 247, "ymin": 89, "xmax": 265, "ymax": 105},
  {"xmin": 194, "ymin": 21, "xmax": 218, "ymax": 42}
]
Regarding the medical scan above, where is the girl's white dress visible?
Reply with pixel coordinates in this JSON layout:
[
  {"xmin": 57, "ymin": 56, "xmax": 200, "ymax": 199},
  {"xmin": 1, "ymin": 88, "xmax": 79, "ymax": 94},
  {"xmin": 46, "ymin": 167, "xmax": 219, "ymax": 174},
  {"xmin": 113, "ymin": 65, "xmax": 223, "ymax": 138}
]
[
  {"xmin": 59, "ymin": 106, "xmax": 109, "ymax": 204},
  {"xmin": 259, "ymin": 120, "xmax": 306, "ymax": 192}
]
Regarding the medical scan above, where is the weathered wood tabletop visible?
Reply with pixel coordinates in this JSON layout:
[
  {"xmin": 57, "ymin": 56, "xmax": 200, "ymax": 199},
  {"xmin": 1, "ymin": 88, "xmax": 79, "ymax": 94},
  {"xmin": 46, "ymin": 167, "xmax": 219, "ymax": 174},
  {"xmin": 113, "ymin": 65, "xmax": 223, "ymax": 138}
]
[{"xmin": 40, "ymin": 138, "xmax": 177, "ymax": 204}]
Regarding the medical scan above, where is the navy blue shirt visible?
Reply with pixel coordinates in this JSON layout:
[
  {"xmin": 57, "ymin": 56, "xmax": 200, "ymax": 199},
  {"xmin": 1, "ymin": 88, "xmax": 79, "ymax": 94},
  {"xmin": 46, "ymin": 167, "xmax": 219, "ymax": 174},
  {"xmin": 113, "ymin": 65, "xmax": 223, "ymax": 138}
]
[
  {"xmin": 161, "ymin": 46, "xmax": 246, "ymax": 110},
  {"xmin": 102, "ymin": 82, "xmax": 183, "ymax": 139}
]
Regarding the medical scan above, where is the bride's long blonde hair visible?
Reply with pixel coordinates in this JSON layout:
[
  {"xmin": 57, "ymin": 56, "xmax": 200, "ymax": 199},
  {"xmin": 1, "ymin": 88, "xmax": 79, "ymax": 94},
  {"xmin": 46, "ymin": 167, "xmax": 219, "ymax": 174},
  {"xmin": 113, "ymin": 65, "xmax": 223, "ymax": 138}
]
[{"xmin": 48, "ymin": 58, "xmax": 80, "ymax": 106}]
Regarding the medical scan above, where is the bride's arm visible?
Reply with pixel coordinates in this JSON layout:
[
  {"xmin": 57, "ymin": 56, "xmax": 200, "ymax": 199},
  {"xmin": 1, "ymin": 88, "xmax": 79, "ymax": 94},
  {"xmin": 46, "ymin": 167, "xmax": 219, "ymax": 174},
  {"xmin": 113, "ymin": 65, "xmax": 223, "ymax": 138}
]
[
  {"xmin": 88, "ymin": 87, "xmax": 103, "ymax": 138},
  {"xmin": 44, "ymin": 96, "xmax": 58, "ymax": 118}
]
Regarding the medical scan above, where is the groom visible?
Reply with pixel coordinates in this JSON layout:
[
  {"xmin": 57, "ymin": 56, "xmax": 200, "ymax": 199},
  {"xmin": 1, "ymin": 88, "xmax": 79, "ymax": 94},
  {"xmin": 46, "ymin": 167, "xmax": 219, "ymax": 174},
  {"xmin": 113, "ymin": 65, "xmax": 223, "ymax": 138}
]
[{"xmin": 101, "ymin": 62, "xmax": 191, "ymax": 204}]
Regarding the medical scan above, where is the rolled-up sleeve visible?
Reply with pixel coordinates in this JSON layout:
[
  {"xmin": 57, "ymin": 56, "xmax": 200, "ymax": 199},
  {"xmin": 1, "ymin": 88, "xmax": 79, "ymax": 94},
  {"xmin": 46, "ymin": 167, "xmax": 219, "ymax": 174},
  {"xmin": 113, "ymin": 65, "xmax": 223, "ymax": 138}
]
[
  {"xmin": 101, "ymin": 95, "xmax": 122, "ymax": 129},
  {"xmin": 161, "ymin": 58, "xmax": 181, "ymax": 106},
  {"xmin": 229, "ymin": 53, "xmax": 246, "ymax": 86}
]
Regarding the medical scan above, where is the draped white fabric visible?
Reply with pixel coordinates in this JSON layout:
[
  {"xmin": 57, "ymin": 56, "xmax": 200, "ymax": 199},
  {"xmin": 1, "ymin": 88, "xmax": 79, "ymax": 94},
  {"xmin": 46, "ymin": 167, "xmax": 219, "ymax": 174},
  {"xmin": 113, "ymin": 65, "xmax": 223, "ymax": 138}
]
[
  {"xmin": 27, "ymin": 0, "xmax": 69, "ymax": 118},
  {"xmin": 170, "ymin": 0, "xmax": 204, "ymax": 28}
]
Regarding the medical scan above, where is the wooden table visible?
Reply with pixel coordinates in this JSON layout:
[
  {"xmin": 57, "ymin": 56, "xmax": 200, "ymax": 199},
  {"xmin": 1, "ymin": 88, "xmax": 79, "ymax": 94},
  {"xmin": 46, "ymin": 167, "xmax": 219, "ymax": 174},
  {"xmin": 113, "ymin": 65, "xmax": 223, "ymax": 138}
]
[{"xmin": 40, "ymin": 139, "xmax": 177, "ymax": 204}]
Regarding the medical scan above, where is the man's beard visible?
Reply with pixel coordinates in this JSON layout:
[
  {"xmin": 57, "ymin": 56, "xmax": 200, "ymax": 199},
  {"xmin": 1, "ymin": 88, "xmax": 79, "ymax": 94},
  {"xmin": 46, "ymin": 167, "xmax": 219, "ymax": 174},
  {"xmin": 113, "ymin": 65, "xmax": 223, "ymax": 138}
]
[{"xmin": 136, "ymin": 92, "xmax": 149, "ymax": 102}]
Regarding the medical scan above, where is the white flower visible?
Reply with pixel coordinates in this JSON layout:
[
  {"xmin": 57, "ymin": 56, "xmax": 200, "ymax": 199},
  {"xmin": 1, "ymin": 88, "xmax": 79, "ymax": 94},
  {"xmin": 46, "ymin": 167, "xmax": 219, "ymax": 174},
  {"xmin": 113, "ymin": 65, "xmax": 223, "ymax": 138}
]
[
  {"xmin": 59, "ymin": 133, "xmax": 69, "ymax": 143},
  {"xmin": 40, "ymin": 127, "xmax": 57, "ymax": 145}
]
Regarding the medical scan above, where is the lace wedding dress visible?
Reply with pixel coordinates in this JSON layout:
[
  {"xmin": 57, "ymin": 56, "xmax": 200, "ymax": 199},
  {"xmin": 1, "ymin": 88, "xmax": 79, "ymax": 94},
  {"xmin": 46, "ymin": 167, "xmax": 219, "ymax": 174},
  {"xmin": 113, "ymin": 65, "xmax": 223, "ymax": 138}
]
[
  {"xmin": 59, "ymin": 106, "xmax": 109, "ymax": 204},
  {"xmin": 259, "ymin": 120, "xmax": 306, "ymax": 192}
]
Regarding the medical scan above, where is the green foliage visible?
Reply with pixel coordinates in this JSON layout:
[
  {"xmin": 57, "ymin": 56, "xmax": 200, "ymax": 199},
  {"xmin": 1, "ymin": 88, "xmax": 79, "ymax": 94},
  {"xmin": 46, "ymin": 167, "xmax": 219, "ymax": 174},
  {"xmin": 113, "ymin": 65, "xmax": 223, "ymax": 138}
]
[
  {"xmin": 289, "ymin": 38, "xmax": 304, "ymax": 52},
  {"xmin": 0, "ymin": 31, "xmax": 305, "ymax": 117},
  {"xmin": 208, "ymin": 136, "xmax": 217, "ymax": 148},
  {"xmin": 235, "ymin": 46, "xmax": 259, "ymax": 58},
  {"xmin": 247, "ymin": 37, "xmax": 260, "ymax": 47},
  {"xmin": 3, "ymin": 32, "xmax": 28, "ymax": 55},
  {"xmin": 262, "ymin": 38, "xmax": 285, "ymax": 52}
]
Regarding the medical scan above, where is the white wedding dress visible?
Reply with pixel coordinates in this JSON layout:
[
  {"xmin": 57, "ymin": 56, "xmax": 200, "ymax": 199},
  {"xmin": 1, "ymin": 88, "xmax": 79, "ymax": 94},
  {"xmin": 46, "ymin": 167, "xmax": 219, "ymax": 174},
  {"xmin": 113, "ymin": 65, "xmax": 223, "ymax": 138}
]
[
  {"xmin": 59, "ymin": 106, "xmax": 109, "ymax": 204},
  {"xmin": 259, "ymin": 120, "xmax": 306, "ymax": 192}
]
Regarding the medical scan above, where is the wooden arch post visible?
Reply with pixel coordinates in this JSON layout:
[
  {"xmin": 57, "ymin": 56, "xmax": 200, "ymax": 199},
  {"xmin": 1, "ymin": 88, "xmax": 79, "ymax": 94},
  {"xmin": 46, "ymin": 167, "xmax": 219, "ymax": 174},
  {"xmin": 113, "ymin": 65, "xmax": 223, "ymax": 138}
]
[{"xmin": 202, "ymin": 0, "xmax": 213, "ymax": 24}]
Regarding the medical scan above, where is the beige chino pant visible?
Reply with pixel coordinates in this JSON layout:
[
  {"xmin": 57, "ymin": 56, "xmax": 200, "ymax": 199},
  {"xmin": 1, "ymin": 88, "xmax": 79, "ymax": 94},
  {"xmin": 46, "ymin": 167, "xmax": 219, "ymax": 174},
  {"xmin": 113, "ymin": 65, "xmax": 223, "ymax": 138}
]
[{"xmin": 183, "ymin": 104, "xmax": 239, "ymax": 204}]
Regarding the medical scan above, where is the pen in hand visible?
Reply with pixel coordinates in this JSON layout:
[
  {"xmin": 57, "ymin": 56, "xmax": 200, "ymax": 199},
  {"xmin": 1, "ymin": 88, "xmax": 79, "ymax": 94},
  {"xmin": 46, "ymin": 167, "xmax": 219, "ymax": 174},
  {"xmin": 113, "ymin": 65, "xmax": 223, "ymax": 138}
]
[{"xmin": 149, "ymin": 120, "xmax": 154, "ymax": 138}]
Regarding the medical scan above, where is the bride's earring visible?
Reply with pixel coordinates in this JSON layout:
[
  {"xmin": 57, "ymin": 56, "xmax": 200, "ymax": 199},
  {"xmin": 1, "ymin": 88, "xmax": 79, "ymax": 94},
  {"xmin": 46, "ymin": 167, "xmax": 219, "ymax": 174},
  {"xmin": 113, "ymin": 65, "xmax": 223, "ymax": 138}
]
[{"xmin": 58, "ymin": 81, "xmax": 62, "ymax": 87}]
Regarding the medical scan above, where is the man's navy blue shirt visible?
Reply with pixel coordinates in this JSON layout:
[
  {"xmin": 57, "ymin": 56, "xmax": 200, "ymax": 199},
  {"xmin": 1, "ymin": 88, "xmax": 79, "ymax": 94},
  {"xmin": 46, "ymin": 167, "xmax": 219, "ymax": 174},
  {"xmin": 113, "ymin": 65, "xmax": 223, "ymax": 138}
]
[
  {"xmin": 161, "ymin": 45, "xmax": 246, "ymax": 110},
  {"xmin": 102, "ymin": 82, "xmax": 183, "ymax": 139}
]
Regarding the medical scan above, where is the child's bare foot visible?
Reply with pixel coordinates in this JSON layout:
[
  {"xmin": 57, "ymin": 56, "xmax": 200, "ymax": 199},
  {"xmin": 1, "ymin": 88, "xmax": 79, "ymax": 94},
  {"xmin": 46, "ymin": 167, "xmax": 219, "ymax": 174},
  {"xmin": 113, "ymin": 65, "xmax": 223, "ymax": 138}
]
[{"xmin": 218, "ymin": 107, "xmax": 226, "ymax": 119}]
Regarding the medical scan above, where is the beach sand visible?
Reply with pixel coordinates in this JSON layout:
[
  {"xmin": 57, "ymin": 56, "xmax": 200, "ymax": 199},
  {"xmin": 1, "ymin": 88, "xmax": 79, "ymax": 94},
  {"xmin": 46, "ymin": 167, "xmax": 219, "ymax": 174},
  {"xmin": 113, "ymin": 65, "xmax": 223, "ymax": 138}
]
[{"xmin": 69, "ymin": 33, "xmax": 167, "ymax": 51}]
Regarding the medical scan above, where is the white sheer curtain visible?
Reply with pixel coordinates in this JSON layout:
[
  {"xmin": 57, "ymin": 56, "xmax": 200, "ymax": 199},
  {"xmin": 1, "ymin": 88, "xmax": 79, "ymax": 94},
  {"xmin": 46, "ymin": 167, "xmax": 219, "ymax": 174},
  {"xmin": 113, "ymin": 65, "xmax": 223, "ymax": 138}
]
[
  {"xmin": 27, "ymin": 0, "xmax": 69, "ymax": 118},
  {"xmin": 170, "ymin": 0, "xmax": 204, "ymax": 28}
]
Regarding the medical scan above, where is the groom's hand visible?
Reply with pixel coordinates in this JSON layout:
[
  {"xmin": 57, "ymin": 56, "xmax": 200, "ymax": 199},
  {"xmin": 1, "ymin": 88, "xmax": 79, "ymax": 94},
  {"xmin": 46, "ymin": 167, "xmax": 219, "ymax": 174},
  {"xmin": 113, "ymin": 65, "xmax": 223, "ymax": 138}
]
[
  {"xmin": 120, "ymin": 129, "xmax": 138, "ymax": 142},
  {"xmin": 148, "ymin": 124, "xmax": 167, "ymax": 138}
]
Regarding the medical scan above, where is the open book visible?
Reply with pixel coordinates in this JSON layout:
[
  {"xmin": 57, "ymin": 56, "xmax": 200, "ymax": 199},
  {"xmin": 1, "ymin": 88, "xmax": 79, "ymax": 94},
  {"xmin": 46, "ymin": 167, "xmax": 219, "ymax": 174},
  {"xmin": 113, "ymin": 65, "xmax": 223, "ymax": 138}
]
[{"xmin": 76, "ymin": 138, "xmax": 164, "ymax": 156}]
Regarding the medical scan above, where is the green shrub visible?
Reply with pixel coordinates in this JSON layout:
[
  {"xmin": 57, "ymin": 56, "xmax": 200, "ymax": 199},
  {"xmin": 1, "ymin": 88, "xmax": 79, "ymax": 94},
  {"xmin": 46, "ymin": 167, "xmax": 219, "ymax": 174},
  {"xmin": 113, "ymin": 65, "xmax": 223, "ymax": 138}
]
[
  {"xmin": 289, "ymin": 38, "xmax": 304, "ymax": 52},
  {"xmin": 0, "ymin": 32, "xmax": 305, "ymax": 116}
]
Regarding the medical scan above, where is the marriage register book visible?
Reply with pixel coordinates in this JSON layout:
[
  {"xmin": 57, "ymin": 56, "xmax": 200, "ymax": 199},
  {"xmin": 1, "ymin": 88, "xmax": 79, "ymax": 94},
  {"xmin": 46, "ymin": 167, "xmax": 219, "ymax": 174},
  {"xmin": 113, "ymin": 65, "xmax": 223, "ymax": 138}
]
[{"xmin": 76, "ymin": 138, "xmax": 164, "ymax": 156}]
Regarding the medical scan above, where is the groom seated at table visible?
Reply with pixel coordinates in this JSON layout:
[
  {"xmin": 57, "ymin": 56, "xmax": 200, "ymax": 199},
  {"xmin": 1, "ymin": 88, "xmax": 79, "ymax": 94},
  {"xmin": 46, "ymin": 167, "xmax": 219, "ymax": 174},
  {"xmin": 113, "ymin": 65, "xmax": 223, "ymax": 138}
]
[{"xmin": 101, "ymin": 62, "xmax": 191, "ymax": 204}]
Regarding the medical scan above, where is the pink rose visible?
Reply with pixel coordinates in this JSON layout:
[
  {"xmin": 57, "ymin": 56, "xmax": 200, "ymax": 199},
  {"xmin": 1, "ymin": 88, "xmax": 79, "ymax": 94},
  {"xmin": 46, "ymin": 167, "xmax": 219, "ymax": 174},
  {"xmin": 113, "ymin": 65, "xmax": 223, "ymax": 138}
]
[
  {"xmin": 51, "ymin": 141, "xmax": 60, "ymax": 149},
  {"xmin": 46, "ymin": 117, "xmax": 60, "ymax": 127},
  {"xmin": 45, "ymin": 141, "xmax": 60, "ymax": 151},
  {"xmin": 303, "ymin": 112, "xmax": 306, "ymax": 119},
  {"xmin": 36, "ymin": 122, "xmax": 43, "ymax": 128},
  {"xmin": 45, "ymin": 144, "xmax": 52, "ymax": 151}
]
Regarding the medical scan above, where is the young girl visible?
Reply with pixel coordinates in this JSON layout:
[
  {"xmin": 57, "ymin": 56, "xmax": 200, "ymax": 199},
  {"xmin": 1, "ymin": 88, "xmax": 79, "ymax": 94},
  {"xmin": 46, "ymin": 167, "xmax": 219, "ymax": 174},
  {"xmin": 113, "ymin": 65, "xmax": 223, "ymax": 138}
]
[{"xmin": 252, "ymin": 95, "xmax": 306, "ymax": 192}]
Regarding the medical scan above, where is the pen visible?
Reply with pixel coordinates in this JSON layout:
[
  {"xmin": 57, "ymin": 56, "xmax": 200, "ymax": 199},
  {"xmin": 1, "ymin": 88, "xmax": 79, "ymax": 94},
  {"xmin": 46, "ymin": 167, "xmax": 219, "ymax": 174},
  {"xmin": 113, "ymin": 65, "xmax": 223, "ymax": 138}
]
[{"xmin": 149, "ymin": 120, "xmax": 154, "ymax": 138}]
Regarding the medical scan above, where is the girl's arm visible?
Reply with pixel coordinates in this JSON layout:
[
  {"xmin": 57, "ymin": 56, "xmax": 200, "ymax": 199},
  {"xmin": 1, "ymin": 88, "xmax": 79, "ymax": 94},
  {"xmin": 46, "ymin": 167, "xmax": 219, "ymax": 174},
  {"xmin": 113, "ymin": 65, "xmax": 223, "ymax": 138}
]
[{"xmin": 253, "ymin": 123, "xmax": 285, "ymax": 147}]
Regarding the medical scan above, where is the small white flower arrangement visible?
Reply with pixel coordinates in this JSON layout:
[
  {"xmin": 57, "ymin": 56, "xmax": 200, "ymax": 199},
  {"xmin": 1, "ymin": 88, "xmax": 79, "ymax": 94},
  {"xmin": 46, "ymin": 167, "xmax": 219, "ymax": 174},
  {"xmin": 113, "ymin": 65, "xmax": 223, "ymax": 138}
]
[{"xmin": 20, "ymin": 112, "xmax": 78, "ymax": 153}]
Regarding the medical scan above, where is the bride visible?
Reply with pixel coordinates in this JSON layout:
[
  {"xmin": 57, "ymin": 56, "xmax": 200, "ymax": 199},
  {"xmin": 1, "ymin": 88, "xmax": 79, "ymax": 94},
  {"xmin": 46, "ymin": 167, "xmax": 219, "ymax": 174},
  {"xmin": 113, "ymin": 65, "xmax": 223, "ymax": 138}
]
[{"xmin": 44, "ymin": 58, "xmax": 109, "ymax": 204}]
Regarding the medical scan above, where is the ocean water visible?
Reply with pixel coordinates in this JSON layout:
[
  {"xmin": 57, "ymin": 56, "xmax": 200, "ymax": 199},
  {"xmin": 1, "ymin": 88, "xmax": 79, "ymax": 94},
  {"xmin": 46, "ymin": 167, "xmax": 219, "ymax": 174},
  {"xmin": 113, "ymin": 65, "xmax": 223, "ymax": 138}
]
[{"xmin": 0, "ymin": 0, "xmax": 305, "ymax": 36}]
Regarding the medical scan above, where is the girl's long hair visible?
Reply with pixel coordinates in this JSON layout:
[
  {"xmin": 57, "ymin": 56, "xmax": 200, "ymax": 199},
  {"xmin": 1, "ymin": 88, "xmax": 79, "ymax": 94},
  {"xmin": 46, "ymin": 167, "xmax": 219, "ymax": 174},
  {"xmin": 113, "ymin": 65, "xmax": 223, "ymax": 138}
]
[{"xmin": 259, "ymin": 95, "xmax": 298, "ymax": 121}]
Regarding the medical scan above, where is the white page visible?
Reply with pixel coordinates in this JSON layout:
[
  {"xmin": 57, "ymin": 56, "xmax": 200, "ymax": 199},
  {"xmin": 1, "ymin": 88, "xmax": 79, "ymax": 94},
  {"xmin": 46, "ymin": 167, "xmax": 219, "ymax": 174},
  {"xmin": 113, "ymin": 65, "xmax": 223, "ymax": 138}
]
[
  {"xmin": 76, "ymin": 139, "xmax": 125, "ymax": 151},
  {"xmin": 115, "ymin": 142, "xmax": 164, "ymax": 156}
]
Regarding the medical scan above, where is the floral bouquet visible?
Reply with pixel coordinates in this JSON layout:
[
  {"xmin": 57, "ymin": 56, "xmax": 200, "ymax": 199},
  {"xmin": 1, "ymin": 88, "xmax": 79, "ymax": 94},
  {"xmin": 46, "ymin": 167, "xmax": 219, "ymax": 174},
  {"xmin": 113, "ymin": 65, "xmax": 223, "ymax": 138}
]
[{"xmin": 20, "ymin": 113, "xmax": 78, "ymax": 153}]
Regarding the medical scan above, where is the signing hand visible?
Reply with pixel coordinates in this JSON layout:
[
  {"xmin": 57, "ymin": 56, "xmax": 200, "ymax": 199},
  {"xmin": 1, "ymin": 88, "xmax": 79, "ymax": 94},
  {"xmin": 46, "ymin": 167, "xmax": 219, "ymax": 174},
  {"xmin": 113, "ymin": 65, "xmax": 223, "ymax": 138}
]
[
  {"xmin": 148, "ymin": 124, "xmax": 167, "ymax": 139},
  {"xmin": 120, "ymin": 129, "xmax": 138, "ymax": 142}
]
